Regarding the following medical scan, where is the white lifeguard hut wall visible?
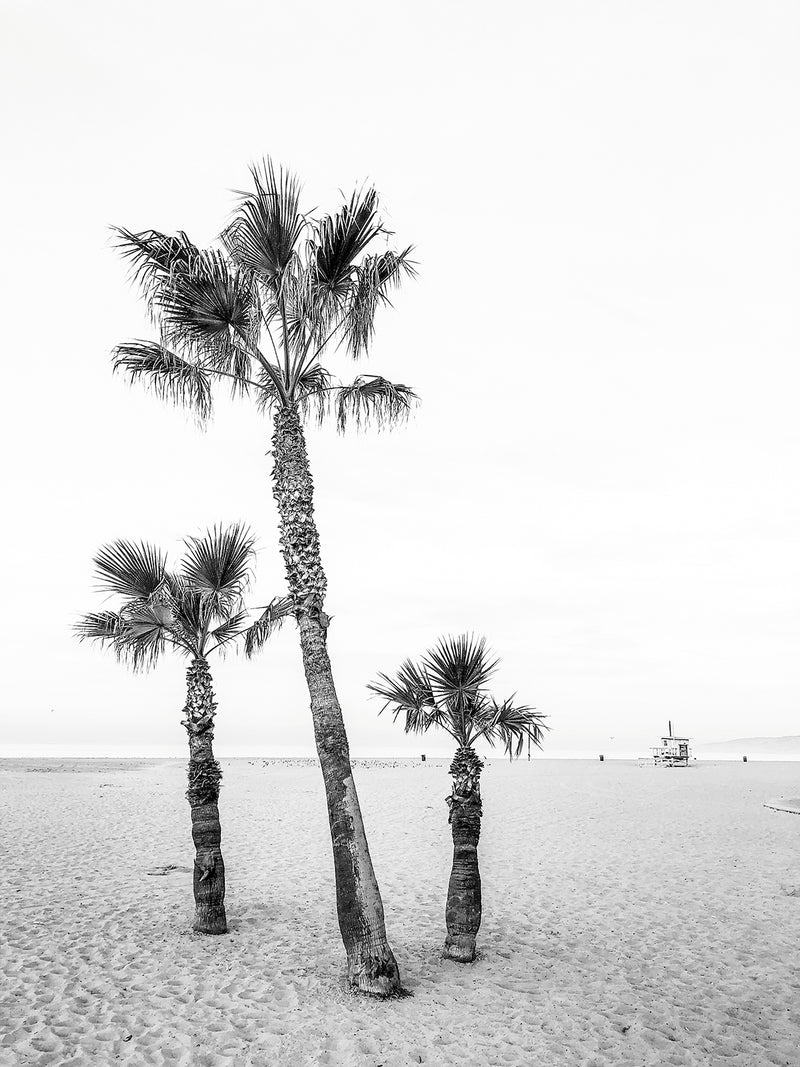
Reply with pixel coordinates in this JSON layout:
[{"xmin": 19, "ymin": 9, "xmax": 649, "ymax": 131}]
[{"xmin": 652, "ymin": 720, "xmax": 691, "ymax": 766}]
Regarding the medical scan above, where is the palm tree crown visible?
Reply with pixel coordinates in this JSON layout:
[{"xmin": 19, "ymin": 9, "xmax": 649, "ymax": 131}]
[
  {"xmin": 368, "ymin": 634, "xmax": 547, "ymax": 757},
  {"xmin": 75, "ymin": 524, "xmax": 285, "ymax": 667},
  {"xmin": 112, "ymin": 160, "xmax": 417, "ymax": 430}
]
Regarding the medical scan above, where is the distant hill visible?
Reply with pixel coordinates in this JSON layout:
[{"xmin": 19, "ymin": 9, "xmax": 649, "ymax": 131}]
[{"xmin": 695, "ymin": 735, "xmax": 800, "ymax": 754}]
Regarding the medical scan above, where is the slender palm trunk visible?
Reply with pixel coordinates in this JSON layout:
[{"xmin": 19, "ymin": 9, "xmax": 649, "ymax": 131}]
[
  {"xmin": 182, "ymin": 656, "xmax": 227, "ymax": 934},
  {"xmin": 271, "ymin": 404, "xmax": 401, "ymax": 995},
  {"xmin": 444, "ymin": 746, "xmax": 483, "ymax": 962}
]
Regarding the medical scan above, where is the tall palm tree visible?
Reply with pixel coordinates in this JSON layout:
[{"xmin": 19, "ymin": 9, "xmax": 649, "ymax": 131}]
[
  {"xmin": 109, "ymin": 161, "xmax": 415, "ymax": 994},
  {"xmin": 368, "ymin": 635, "xmax": 547, "ymax": 963},
  {"xmin": 75, "ymin": 525, "xmax": 288, "ymax": 935}
]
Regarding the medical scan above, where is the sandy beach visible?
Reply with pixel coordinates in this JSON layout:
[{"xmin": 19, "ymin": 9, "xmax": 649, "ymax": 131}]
[{"xmin": 1, "ymin": 757, "xmax": 799, "ymax": 1066}]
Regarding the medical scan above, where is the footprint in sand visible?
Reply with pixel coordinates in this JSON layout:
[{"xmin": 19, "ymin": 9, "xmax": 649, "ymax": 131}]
[{"xmin": 145, "ymin": 865, "xmax": 192, "ymax": 876}]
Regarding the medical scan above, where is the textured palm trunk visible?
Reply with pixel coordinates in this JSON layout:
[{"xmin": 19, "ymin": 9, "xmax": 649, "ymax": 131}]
[
  {"xmin": 182, "ymin": 657, "xmax": 227, "ymax": 934},
  {"xmin": 271, "ymin": 404, "xmax": 401, "ymax": 995},
  {"xmin": 444, "ymin": 746, "xmax": 483, "ymax": 962}
]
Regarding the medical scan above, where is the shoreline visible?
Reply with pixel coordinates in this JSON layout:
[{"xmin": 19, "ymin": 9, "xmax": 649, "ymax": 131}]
[{"xmin": 3, "ymin": 751, "xmax": 800, "ymax": 763}]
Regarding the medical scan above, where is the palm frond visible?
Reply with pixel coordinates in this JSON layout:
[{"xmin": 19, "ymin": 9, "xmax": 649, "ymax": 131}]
[
  {"xmin": 368, "ymin": 658, "xmax": 430, "ymax": 713},
  {"xmin": 119, "ymin": 600, "xmax": 176, "ymax": 668},
  {"xmin": 477, "ymin": 698, "xmax": 548, "ymax": 758},
  {"xmin": 74, "ymin": 608, "xmax": 169, "ymax": 672},
  {"xmin": 205, "ymin": 609, "xmax": 250, "ymax": 654},
  {"xmin": 296, "ymin": 363, "xmax": 332, "ymax": 424},
  {"xmin": 163, "ymin": 573, "xmax": 205, "ymax": 639},
  {"xmin": 223, "ymin": 159, "xmax": 305, "ymax": 286},
  {"xmin": 422, "ymin": 634, "xmax": 499, "ymax": 708},
  {"xmin": 124, "ymin": 599, "xmax": 173, "ymax": 638},
  {"xmin": 295, "ymin": 362, "xmax": 332, "ymax": 399},
  {"xmin": 157, "ymin": 251, "xmax": 259, "ymax": 362},
  {"xmin": 368, "ymin": 659, "xmax": 456, "ymax": 738},
  {"xmin": 74, "ymin": 610, "xmax": 127, "ymax": 644},
  {"xmin": 93, "ymin": 540, "xmax": 166, "ymax": 599},
  {"xmin": 113, "ymin": 341, "xmax": 213, "ymax": 421},
  {"xmin": 181, "ymin": 523, "xmax": 255, "ymax": 614},
  {"xmin": 334, "ymin": 375, "xmax": 417, "ymax": 432},
  {"xmin": 280, "ymin": 266, "xmax": 335, "ymax": 353},
  {"xmin": 342, "ymin": 247, "xmax": 417, "ymax": 358},
  {"xmin": 310, "ymin": 186, "xmax": 383, "ymax": 297},
  {"xmin": 112, "ymin": 227, "xmax": 201, "ymax": 312},
  {"xmin": 243, "ymin": 595, "xmax": 294, "ymax": 658}
]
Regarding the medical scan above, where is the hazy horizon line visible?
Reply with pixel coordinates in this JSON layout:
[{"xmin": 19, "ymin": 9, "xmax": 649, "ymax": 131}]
[{"xmin": 2, "ymin": 744, "xmax": 799, "ymax": 763}]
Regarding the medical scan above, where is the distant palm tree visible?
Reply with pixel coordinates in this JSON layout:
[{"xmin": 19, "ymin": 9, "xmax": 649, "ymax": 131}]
[
  {"xmin": 369, "ymin": 635, "xmax": 547, "ymax": 963},
  {"xmin": 75, "ymin": 525, "xmax": 289, "ymax": 935},
  {"xmin": 110, "ymin": 161, "xmax": 415, "ymax": 993}
]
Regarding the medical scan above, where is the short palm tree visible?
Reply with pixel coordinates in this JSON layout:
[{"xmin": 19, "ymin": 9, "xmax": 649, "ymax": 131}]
[
  {"xmin": 369, "ymin": 635, "xmax": 547, "ymax": 963},
  {"xmin": 110, "ymin": 161, "xmax": 415, "ymax": 993},
  {"xmin": 75, "ymin": 525, "xmax": 285, "ymax": 935}
]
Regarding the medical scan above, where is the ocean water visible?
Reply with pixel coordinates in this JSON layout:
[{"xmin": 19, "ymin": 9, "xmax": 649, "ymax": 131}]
[{"xmin": 1, "ymin": 743, "xmax": 798, "ymax": 762}]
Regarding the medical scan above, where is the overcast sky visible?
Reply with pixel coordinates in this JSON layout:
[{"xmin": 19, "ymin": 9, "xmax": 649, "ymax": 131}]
[{"xmin": 1, "ymin": 0, "xmax": 798, "ymax": 757}]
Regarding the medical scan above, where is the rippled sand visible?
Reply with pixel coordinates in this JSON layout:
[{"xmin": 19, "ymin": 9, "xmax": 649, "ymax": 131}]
[{"xmin": 1, "ymin": 757, "xmax": 799, "ymax": 1065}]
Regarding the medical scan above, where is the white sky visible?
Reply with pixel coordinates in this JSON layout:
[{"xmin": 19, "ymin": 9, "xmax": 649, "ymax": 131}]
[{"xmin": 1, "ymin": 0, "xmax": 798, "ymax": 757}]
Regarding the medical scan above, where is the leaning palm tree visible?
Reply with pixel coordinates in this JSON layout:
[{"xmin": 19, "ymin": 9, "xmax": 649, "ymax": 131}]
[
  {"xmin": 368, "ymin": 635, "xmax": 547, "ymax": 963},
  {"xmin": 75, "ymin": 525, "xmax": 286, "ymax": 935},
  {"xmin": 110, "ymin": 161, "xmax": 415, "ymax": 993}
]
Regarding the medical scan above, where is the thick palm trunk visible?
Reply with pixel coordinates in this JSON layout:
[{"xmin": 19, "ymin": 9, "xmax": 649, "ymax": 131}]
[
  {"xmin": 182, "ymin": 657, "xmax": 227, "ymax": 934},
  {"xmin": 444, "ymin": 746, "xmax": 483, "ymax": 962},
  {"xmin": 271, "ymin": 404, "xmax": 401, "ymax": 995}
]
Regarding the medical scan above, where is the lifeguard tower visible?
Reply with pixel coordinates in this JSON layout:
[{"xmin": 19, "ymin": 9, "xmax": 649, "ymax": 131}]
[{"xmin": 651, "ymin": 721, "xmax": 691, "ymax": 767}]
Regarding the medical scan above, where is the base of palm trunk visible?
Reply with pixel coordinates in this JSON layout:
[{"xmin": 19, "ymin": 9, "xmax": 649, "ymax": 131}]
[
  {"xmin": 193, "ymin": 903, "xmax": 228, "ymax": 935},
  {"xmin": 346, "ymin": 945, "xmax": 403, "ymax": 996},
  {"xmin": 443, "ymin": 932, "xmax": 477, "ymax": 963}
]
